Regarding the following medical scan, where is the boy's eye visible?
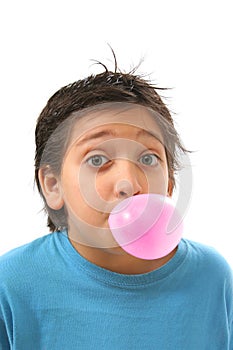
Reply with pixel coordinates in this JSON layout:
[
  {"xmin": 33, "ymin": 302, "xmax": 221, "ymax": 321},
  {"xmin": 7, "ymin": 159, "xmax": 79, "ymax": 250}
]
[
  {"xmin": 138, "ymin": 153, "xmax": 159, "ymax": 166},
  {"xmin": 86, "ymin": 155, "xmax": 109, "ymax": 167}
]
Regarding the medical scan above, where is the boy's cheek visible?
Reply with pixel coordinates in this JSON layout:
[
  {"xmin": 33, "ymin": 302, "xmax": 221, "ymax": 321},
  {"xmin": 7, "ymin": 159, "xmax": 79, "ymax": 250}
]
[
  {"xmin": 63, "ymin": 171, "xmax": 168, "ymax": 220},
  {"xmin": 61, "ymin": 167, "xmax": 112, "ymax": 219}
]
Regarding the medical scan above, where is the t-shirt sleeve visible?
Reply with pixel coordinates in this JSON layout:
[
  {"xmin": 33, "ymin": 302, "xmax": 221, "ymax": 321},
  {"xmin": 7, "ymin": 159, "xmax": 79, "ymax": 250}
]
[
  {"xmin": 0, "ymin": 265, "xmax": 11, "ymax": 349},
  {"xmin": 228, "ymin": 269, "xmax": 233, "ymax": 349},
  {"xmin": 230, "ymin": 325, "xmax": 232, "ymax": 350},
  {"xmin": 0, "ymin": 315, "xmax": 10, "ymax": 350}
]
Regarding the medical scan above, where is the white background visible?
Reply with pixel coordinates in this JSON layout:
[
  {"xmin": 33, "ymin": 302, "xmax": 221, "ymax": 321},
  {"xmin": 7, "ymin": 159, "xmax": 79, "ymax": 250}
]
[{"xmin": 0, "ymin": 1, "xmax": 232, "ymax": 267}]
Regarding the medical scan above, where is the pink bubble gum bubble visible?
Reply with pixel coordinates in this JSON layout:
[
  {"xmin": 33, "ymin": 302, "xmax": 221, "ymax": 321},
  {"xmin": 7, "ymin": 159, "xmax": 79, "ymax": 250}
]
[{"xmin": 108, "ymin": 193, "xmax": 183, "ymax": 260}]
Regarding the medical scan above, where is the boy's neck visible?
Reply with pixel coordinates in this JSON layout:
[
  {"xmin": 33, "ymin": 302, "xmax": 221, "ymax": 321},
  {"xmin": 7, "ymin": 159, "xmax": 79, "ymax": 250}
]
[{"xmin": 69, "ymin": 239, "xmax": 178, "ymax": 275}]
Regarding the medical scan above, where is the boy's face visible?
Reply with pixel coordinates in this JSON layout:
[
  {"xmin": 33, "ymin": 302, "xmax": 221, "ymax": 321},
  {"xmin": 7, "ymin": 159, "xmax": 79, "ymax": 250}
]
[{"xmin": 43, "ymin": 104, "xmax": 172, "ymax": 250}]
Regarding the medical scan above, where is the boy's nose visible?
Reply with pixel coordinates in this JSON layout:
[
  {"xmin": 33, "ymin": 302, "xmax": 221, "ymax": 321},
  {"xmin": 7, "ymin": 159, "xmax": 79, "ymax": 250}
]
[{"xmin": 114, "ymin": 161, "xmax": 144, "ymax": 199}]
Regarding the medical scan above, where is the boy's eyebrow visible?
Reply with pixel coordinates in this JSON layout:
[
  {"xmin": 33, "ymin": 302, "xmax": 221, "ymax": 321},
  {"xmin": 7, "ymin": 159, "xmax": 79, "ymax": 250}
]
[
  {"xmin": 77, "ymin": 130, "xmax": 115, "ymax": 145},
  {"xmin": 138, "ymin": 129, "xmax": 163, "ymax": 143},
  {"xmin": 76, "ymin": 128, "xmax": 163, "ymax": 145}
]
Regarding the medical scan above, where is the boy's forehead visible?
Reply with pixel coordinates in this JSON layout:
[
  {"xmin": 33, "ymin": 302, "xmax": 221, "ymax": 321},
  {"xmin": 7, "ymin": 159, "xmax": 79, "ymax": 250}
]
[{"xmin": 69, "ymin": 103, "xmax": 164, "ymax": 145}]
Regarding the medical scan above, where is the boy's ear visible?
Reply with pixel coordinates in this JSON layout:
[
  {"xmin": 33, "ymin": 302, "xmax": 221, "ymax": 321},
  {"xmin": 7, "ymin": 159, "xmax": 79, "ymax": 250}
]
[
  {"xmin": 167, "ymin": 179, "xmax": 174, "ymax": 197},
  {"xmin": 38, "ymin": 166, "xmax": 64, "ymax": 210}
]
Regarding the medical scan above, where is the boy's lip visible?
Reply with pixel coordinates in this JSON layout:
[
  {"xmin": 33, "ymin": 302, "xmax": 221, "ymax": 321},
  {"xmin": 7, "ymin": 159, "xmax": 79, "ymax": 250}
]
[{"xmin": 103, "ymin": 197, "xmax": 134, "ymax": 215}]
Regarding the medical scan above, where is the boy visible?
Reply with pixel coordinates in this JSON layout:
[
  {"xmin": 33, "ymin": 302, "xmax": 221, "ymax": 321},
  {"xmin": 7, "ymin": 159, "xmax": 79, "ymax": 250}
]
[{"xmin": 0, "ymin": 62, "xmax": 232, "ymax": 349}]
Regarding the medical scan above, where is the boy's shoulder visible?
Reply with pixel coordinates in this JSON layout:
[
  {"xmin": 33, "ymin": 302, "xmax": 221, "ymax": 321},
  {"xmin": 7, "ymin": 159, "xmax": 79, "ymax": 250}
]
[
  {"xmin": 183, "ymin": 238, "xmax": 233, "ymax": 281},
  {"xmin": 0, "ymin": 234, "xmax": 53, "ymax": 279},
  {"xmin": 0, "ymin": 233, "xmax": 51, "ymax": 258}
]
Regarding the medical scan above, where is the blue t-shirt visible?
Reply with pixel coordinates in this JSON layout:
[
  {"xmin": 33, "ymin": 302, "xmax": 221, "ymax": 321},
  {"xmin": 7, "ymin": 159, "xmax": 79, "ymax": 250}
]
[{"xmin": 0, "ymin": 231, "xmax": 232, "ymax": 349}]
